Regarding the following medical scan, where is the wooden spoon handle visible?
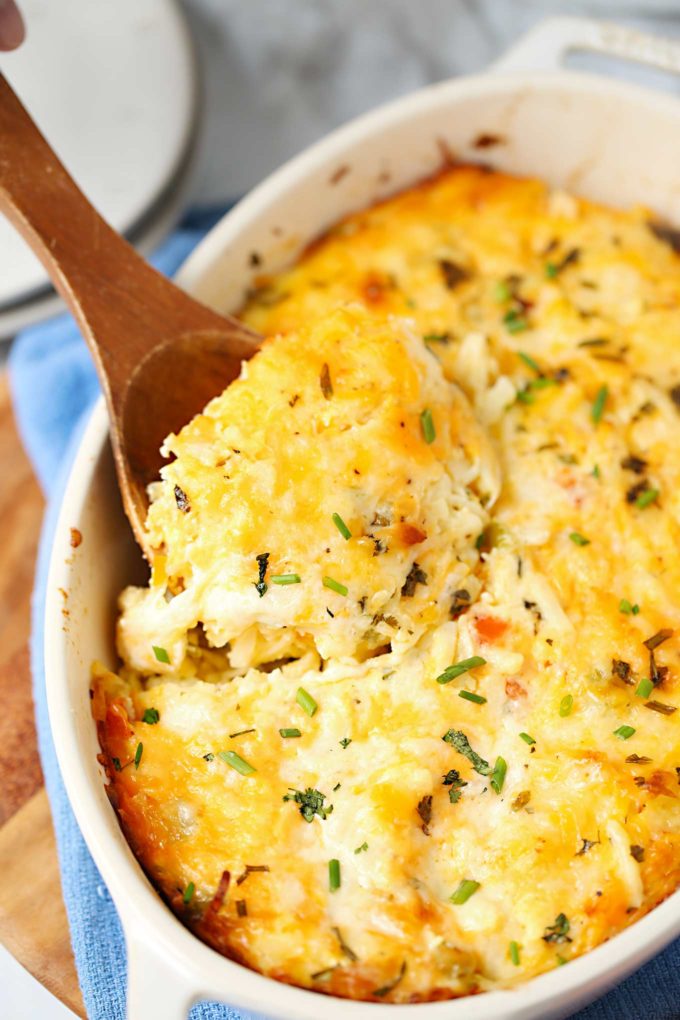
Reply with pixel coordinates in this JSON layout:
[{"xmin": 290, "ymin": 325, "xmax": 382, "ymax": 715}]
[{"xmin": 0, "ymin": 73, "xmax": 251, "ymax": 410}]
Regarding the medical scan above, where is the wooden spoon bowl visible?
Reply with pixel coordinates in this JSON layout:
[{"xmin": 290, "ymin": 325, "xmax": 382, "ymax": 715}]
[{"xmin": 0, "ymin": 73, "xmax": 261, "ymax": 556}]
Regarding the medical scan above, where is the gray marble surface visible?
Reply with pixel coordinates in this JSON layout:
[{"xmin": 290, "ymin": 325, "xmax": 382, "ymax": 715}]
[{"xmin": 182, "ymin": 0, "xmax": 680, "ymax": 204}]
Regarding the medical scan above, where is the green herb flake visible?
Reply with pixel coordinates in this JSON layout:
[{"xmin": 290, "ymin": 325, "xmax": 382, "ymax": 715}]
[
  {"xmin": 592, "ymin": 464, "xmax": 601, "ymax": 479},
  {"xmin": 458, "ymin": 690, "xmax": 487, "ymax": 705},
  {"xmin": 339, "ymin": 737, "xmax": 352, "ymax": 748},
  {"xmin": 323, "ymin": 575, "xmax": 348, "ymax": 596},
  {"xmin": 494, "ymin": 280, "xmax": 512, "ymax": 303},
  {"xmin": 279, "ymin": 727, "xmax": 302, "ymax": 738},
  {"xmin": 559, "ymin": 694, "xmax": 574, "ymax": 717},
  {"xmin": 182, "ymin": 881, "xmax": 195, "ymax": 905},
  {"xmin": 518, "ymin": 351, "xmax": 541, "ymax": 374},
  {"xmin": 443, "ymin": 768, "xmax": 468, "ymax": 803},
  {"xmin": 271, "ymin": 573, "xmax": 301, "ymax": 585},
  {"xmin": 420, "ymin": 408, "xmax": 436, "ymax": 444},
  {"xmin": 442, "ymin": 729, "xmax": 492, "ymax": 776},
  {"xmin": 134, "ymin": 742, "xmax": 143, "ymax": 769},
  {"xmin": 569, "ymin": 532, "xmax": 590, "ymax": 547},
  {"xmin": 254, "ymin": 551, "xmax": 270, "ymax": 598},
  {"xmin": 142, "ymin": 707, "xmax": 159, "ymax": 725},
  {"xmin": 591, "ymin": 385, "xmax": 608, "ymax": 424},
  {"xmin": 509, "ymin": 940, "xmax": 521, "ymax": 966},
  {"xmin": 636, "ymin": 677, "xmax": 654, "ymax": 699},
  {"xmin": 283, "ymin": 787, "xmax": 333, "ymax": 822},
  {"xmin": 332, "ymin": 512, "xmax": 351, "ymax": 540},
  {"xmin": 635, "ymin": 487, "xmax": 659, "ymax": 510},
  {"xmin": 450, "ymin": 879, "xmax": 480, "ymax": 905},
  {"xmin": 619, "ymin": 598, "xmax": 640, "ymax": 615},
  {"xmin": 491, "ymin": 756, "xmax": 507, "ymax": 795},
  {"xmin": 436, "ymin": 656, "xmax": 487, "ymax": 685},
  {"xmin": 543, "ymin": 913, "xmax": 572, "ymax": 944},
  {"xmin": 328, "ymin": 858, "xmax": 341, "ymax": 892},
  {"xmin": 152, "ymin": 645, "xmax": 170, "ymax": 664},
  {"xmin": 218, "ymin": 750, "xmax": 257, "ymax": 776},
  {"xmin": 614, "ymin": 725, "xmax": 636, "ymax": 740},
  {"xmin": 296, "ymin": 687, "xmax": 318, "ymax": 717},
  {"xmin": 519, "ymin": 732, "xmax": 536, "ymax": 745},
  {"xmin": 354, "ymin": 842, "xmax": 368, "ymax": 854}
]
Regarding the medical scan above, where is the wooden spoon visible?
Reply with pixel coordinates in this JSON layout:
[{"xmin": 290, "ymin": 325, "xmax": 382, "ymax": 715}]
[{"xmin": 0, "ymin": 73, "xmax": 261, "ymax": 557}]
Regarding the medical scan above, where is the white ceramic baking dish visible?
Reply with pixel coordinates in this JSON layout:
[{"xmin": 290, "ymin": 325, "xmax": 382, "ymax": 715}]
[{"xmin": 44, "ymin": 17, "xmax": 680, "ymax": 1020}]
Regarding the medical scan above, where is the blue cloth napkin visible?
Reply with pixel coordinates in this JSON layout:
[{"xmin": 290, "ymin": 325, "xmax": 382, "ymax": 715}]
[{"xmin": 11, "ymin": 208, "xmax": 680, "ymax": 1020}]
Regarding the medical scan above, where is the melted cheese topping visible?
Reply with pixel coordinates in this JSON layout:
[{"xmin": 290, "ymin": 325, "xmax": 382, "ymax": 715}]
[
  {"xmin": 96, "ymin": 166, "xmax": 680, "ymax": 1004},
  {"xmin": 118, "ymin": 307, "xmax": 496, "ymax": 669}
]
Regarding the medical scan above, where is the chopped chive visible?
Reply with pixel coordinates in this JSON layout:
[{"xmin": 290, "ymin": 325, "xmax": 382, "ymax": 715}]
[
  {"xmin": 458, "ymin": 689, "xmax": 487, "ymax": 705},
  {"xmin": 644, "ymin": 700, "xmax": 677, "ymax": 715},
  {"xmin": 296, "ymin": 687, "xmax": 318, "ymax": 717},
  {"xmin": 545, "ymin": 262, "xmax": 559, "ymax": 279},
  {"xmin": 619, "ymin": 598, "xmax": 640, "ymax": 615},
  {"xmin": 518, "ymin": 351, "xmax": 541, "ymax": 374},
  {"xmin": 436, "ymin": 656, "xmax": 486, "ymax": 685},
  {"xmin": 516, "ymin": 387, "xmax": 536, "ymax": 405},
  {"xmin": 423, "ymin": 332, "xmax": 450, "ymax": 343},
  {"xmin": 279, "ymin": 727, "xmax": 302, "ymax": 738},
  {"xmin": 556, "ymin": 954, "xmax": 568, "ymax": 966},
  {"xmin": 183, "ymin": 881, "xmax": 195, "ymax": 905},
  {"xmin": 420, "ymin": 408, "xmax": 436, "ymax": 444},
  {"xmin": 332, "ymin": 513, "xmax": 351, "ymax": 540},
  {"xmin": 591, "ymin": 384, "xmax": 608, "ymax": 424},
  {"xmin": 328, "ymin": 858, "xmax": 341, "ymax": 891},
  {"xmin": 142, "ymin": 707, "xmax": 159, "ymax": 725},
  {"xmin": 614, "ymin": 725, "xmax": 636, "ymax": 740},
  {"xmin": 152, "ymin": 645, "xmax": 170, "ymax": 664},
  {"xmin": 339, "ymin": 737, "xmax": 352, "ymax": 748},
  {"xmin": 592, "ymin": 464, "xmax": 601, "ymax": 479},
  {"xmin": 529, "ymin": 376, "xmax": 557, "ymax": 391},
  {"xmin": 134, "ymin": 742, "xmax": 143, "ymax": 769},
  {"xmin": 354, "ymin": 842, "xmax": 368, "ymax": 854},
  {"xmin": 323, "ymin": 575, "xmax": 348, "ymax": 596},
  {"xmin": 559, "ymin": 694, "xmax": 574, "ymax": 717},
  {"xmin": 491, "ymin": 756, "xmax": 507, "ymax": 794},
  {"xmin": 635, "ymin": 487, "xmax": 659, "ymax": 510},
  {"xmin": 509, "ymin": 940, "xmax": 521, "ymax": 966},
  {"xmin": 494, "ymin": 280, "xmax": 511, "ymax": 303},
  {"xmin": 519, "ymin": 732, "xmax": 536, "ymax": 745},
  {"xmin": 218, "ymin": 750, "xmax": 257, "ymax": 776},
  {"xmin": 229, "ymin": 728, "xmax": 256, "ymax": 739},
  {"xmin": 569, "ymin": 532, "xmax": 590, "ymax": 546},
  {"xmin": 636, "ymin": 678, "xmax": 654, "ymax": 699},
  {"xmin": 271, "ymin": 573, "xmax": 301, "ymax": 585},
  {"xmin": 450, "ymin": 879, "xmax": 480, "ymax": 905}
]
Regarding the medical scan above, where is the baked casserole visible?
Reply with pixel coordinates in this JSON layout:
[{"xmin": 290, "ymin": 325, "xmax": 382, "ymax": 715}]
[{"xmin": 93, "ymin": 165, "xmax": 680, "ymax": 1003}]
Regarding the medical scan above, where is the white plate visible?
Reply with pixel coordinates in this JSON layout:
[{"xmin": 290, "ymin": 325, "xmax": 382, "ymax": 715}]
[
  {"xmin": 0, "ymin": 0, "xmax": 196, "ymax": 309},
  {"xmin": 0, "ymin": 128, "xmax": 196, "ymax": 339}
]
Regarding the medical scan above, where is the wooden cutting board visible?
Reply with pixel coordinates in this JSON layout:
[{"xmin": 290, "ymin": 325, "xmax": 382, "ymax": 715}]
[{"xmin": 0, "ymin": 372, "xmax": 85, "ymax": 1017}]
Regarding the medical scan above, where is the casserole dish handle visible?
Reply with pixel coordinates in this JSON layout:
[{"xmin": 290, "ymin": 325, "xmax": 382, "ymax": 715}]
[
  {"xmin": 493, "ymin": 16, "xmax": 680, "ymax": 77},
  {"xmin": 126, "ymin": 934, "xmax": 197, "ymax": 1020}
]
